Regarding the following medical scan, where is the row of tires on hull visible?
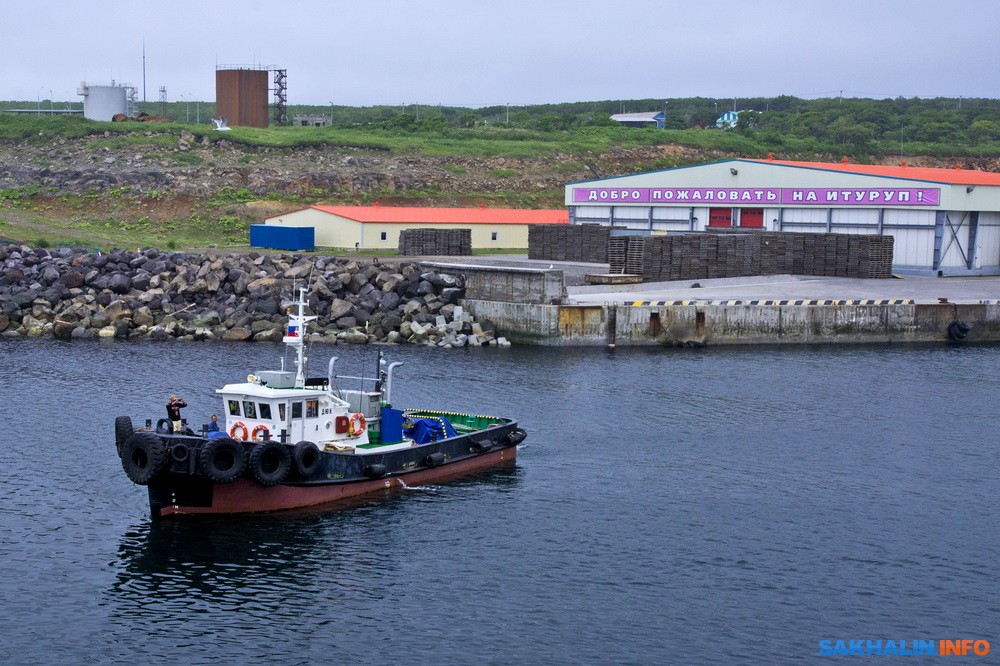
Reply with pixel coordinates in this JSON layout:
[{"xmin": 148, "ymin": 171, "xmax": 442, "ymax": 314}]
[
  {"xmin": 116, "ymin": 416, "xmax": 321, "ymax": 487},
  {"xmin": 117, "ymin": 416, "xmax": 529, "ymax": 487}
]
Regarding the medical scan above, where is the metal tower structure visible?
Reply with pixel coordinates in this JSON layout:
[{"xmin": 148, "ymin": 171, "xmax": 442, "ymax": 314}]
[
  {"xmin": 271, "ymin": 68, "xmax": 287, "ymax": 125},
  {"xmin": 125, "ymin": 85, "xmax": 139, "ymax": 117},
  {"xmin": 158, "ymin": 86, "xmax": 167, "ymax": 118}
]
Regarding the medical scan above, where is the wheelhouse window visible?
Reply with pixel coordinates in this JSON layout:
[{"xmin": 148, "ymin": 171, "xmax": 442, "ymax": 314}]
[
  {"xmin": 306, "ymin": 400, "xmax": 319, "ymax": 418},
  {"xmin": 292, "ymin": 402, "xmax": 303, "ymax": 418},
  {"xmin": 228, "ymin": 400, "xmax": 241, "ymax": 416},
  {"xmin": 278, "ymin": 403, "xmax": 286, "ymax": 421},
  {"xmin": 242, "ymin": 401, "xmax": 257, "ymax": 419},
  {"xmin": 259, "ymin": 403, "xmax": 272, "ymax": 420}
]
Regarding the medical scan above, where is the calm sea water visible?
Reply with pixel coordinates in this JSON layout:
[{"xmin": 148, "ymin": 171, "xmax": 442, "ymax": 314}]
[{"xmin": 0, "ymin": 339, "xmax": 997, "ymax": 664}]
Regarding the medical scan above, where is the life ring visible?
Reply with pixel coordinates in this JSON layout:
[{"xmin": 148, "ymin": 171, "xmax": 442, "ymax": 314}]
[
  {"xmin": 229, "ymin": 421, "xmax": 249, "ymax": 441},
  {"xmin": 251, "ymin": 425, "xmax": 270, "ymax": 442},
  {"xmin": 348, "ymin": 413, "xmax": 367, "ymax": 437}
]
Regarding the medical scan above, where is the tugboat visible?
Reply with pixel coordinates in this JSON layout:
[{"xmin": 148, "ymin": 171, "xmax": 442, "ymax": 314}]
[{"xmin": 115, "ymin": 288, "xmax": 526, "ymax": 518}]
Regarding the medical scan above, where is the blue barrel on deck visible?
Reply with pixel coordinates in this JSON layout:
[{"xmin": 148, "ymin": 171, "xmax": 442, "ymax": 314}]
[
  {"xmin": 250, "ymin": 225, "xmax": 315, "ymax": 251},
  {"xmin": 380, "ymin": 407, "xmax": 404, "ymax": 444}
]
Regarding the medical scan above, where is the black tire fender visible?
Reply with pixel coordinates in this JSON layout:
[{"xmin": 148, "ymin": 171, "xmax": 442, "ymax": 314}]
[
  {"xmin": 199, "ymin": 437, "xmax": 247, "ymax": 484},
  {"xmin": 364, "ymin": 463, "xmax": 387, "ymax": 479},
  {"xmin": 292, "ymin": 441, "xmax": 322, "ymax": 478},
  {"xmin": 250, "ymin": 441, "xmax": 292, "ymax": 486},
  {"xmin": 115, "ymin": 416, "xmax": 134, "ymax": 457},
  {"xmin": 423, "ymin": 451, "xmax": 445, "ymax": 468},
  {"xmin": 156, "ymin": 418, "xmax": 173, "ymax": 434},
  {"xmin": 506, "ymin": 427, "xmax": 527, "ymax": 446},
  {"xmin": 471, "ymin": 438, "xmax": 493, "ymax": 453},
  {"xmin": 121, "ymin": 432, "xmax": 169, "ymax": 485},
  {"xmin": 171, "ymin": 442, "xmax": 191, "ymax": 463},
  {"xmin": 948, "ymin": 320, "xmax": 971, "ymax": 341}
]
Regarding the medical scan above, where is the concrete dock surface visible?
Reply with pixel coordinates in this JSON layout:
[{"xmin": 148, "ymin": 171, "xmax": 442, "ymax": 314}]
[
  {"xmin": 420, "ymin": 254, "xmax": 1000, "ymax": 305},
  {"xmin": 567, "ymin": 274, "xmax": 1000, "ymax": 306}
]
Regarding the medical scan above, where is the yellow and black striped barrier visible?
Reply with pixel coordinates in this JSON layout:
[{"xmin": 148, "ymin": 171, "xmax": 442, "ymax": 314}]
[{"xmin": 627, "ymin": 299, "xmax": 916, "ymax": 307}]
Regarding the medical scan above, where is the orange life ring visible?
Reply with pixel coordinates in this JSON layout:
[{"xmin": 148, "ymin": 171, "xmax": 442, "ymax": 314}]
[
  {"xmin": 229, "ymin": 421, "xmax": 249, "ymax": 441},
  {"xmin": 251, "ymin": 425, "xmax": 270, "ymax": 442},
  {"xmin": 348, "ymin": 412, "xmax": 367, "ymax": 437}
]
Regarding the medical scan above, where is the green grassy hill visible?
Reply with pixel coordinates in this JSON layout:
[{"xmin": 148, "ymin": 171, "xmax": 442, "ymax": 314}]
[{"xmin": 2, "ymin": 94, "xmax": 999, "ymax": 251}]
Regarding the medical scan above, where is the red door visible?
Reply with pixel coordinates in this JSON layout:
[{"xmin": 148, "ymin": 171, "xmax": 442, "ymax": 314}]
[
  {"xmin": 739, "ymin": 208, "xmax": 764, "ymax": 228},
  {"xmin": 708, "ymin": 208, "xmax": 732, "ymax": 228}
]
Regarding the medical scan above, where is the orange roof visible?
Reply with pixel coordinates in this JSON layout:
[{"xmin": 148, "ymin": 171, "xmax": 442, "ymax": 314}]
[
  {"xmin": 306, "ymin": 205, "xmax": 568, "ymax": 225},
  {"xmin": 744, "ymin": 159, "xmax": 1000, "ymax": 186}
]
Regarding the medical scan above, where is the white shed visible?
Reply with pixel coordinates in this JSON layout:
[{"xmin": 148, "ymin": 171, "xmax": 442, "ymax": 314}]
[
  {"xmin": 263, "ymin": 205, "xmax": 568, "ymax": 250},
  {"xmin": 564, "ymin": 158, "xmax": 1000, "ymax": 276}
]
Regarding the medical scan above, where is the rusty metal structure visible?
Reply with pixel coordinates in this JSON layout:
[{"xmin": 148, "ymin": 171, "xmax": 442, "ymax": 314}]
[
  {"xmin": 215, "ymin": 66, "xmax": 270, "ymax": 128},
  {"xmin": 272, "ymin": 69, "xmax": 287, "ymax": 125},
  {"xmin": 215, "ymin": 64, "xmax": 288, "ymax": 128}
]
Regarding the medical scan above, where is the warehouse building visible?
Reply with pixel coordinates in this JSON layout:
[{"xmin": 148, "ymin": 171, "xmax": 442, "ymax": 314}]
[
  {"xmin": 263, "ymin": 205, "xmax": 568, "ymax": 250},
  {"xmin": 565, "ymin": 158, "xmax": 1000, "ymax": 276},
  {"xmin": 610, "ymin": 111, "xmax": 665, "ymax": 129}
]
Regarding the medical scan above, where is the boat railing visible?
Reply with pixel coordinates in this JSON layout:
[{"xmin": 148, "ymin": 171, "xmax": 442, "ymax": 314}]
[{"xmin": 327, "ymin": 356, "xmax": 404, "ymax": 405}]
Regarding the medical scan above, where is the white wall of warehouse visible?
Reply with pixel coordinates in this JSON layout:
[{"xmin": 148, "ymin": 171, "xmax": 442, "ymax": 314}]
[{"xmin": 566, "ymin": 160, "xmax": 1000, "ymax": 275}]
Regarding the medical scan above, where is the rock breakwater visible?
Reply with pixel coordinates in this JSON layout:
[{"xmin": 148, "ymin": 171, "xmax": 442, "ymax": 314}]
[{"xmin": 0, "ymin": 243, "xmax": 509, "ymax": 347}]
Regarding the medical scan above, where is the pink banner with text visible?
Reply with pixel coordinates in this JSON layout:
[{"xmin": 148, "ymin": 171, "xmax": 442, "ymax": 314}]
[{"xmin": 572, "ymin": 187, "xmax": 940, "ymax": 206}]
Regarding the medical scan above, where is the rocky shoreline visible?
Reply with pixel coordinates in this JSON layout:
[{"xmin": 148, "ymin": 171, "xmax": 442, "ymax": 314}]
[{"xmin": 0, "ymin": 243, "xmax": 509, "ymax": 347}]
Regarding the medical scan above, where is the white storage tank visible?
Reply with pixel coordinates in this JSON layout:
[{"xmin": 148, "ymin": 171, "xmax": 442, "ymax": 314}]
[{"xmin": 77, "ymin": 82, "xmax": 127, "ymax": 121}]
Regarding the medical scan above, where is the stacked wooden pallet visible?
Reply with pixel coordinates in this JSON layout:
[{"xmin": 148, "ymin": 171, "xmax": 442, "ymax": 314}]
[
  {"xmin": 397, "ymin": 228, "xmax": 472, "ymax": 256},
  {"xmin": 608, "ymin": 231, "xmax": 895, "ymax": 282},
  {"xmin": 528, "ymin": 224, "xmax": 610, "ymax": 262}
]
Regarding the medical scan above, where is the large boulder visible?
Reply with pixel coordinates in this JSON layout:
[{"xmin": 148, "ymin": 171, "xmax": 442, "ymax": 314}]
[
  {"xmin": 255, "ymin": 298, "xmax": 280, "ymax": 315},
  {"xmin": 60, "ymin": 270, "xmax": 85, "ymax": 289},
  {"xmin": 327, "ymin": 298, "xmax": 353, "ymax": 321},
  {"xmin": 253, "ymin": 328, "xmax": 284, "ymax": 342},
  {"xmin": 192, "ymin": 310, "xmax": 221, "ymax": 328},
  {"xmin": 52, "ymin": 319, "xmax": 76, "ymax": 340},
  {"xmin": 285, "ymin": 262, "xmax": 312, "ymax": 279},
  {"xmin": 223, "ymin": 327, "xmax": 253, "ymax": 341},
  {"xmin": 107, "ymin": 273, "xmax": 132, "ymax": 295}
]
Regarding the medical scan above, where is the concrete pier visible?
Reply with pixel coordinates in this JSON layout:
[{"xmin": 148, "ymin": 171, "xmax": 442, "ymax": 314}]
[{"xmin": 436, "ymin": 256, "xmax": 1000, "ymax": 346}]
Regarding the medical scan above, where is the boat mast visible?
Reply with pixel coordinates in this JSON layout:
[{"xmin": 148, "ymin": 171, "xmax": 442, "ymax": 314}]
[{"xmin": 282, "ymin": 287, "xmax": 317, "ymax": 388}]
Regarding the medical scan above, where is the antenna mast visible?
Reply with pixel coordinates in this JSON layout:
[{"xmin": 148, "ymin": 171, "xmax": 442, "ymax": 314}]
[{"xmin": 282, "ymin": 287, "xmax": 317, "ymax": 388}]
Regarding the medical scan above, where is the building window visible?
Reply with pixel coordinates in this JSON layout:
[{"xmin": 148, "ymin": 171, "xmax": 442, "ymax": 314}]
[
  {"xmin": 491, "ymin": 232, "xmax": 498, "ymax": 241},
  {"xmin": 380, "ymin": 231, "xmax": 387, "ymax": 241}
]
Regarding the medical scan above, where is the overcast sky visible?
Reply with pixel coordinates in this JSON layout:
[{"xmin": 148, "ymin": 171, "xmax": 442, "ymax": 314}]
[{"xmin": 7, "ymin": 0, "xmax": 999, "ymax": 108}]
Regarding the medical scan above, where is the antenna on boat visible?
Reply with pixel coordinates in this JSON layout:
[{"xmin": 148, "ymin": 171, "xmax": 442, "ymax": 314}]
[{"xmin": 283, "ymin": 287, "xmax": 317, "ymax": 388}]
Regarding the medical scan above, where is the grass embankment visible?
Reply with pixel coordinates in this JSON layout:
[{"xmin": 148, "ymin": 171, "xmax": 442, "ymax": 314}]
[
  {"xmin": 3, "ymin": 111, "xmax": 1000, "ymax": 251},
  {"xmin": 0, "ymin": 185, "xmax": 294, "ymax": 250}
]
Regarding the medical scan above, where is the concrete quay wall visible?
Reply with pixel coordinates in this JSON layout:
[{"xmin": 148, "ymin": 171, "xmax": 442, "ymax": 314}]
[
  {"xmin": 464, "ymin": 299, "xmax": 1000, "ymax": 346},
  {"xmin": 423, "ymin": 262, "xmax": 566, "ymax": 305}
]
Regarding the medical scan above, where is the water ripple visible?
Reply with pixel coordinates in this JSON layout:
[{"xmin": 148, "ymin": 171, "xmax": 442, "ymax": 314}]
[{"xmin": 0, "ymin": 340, "xmax": 998, "ymax": 663}]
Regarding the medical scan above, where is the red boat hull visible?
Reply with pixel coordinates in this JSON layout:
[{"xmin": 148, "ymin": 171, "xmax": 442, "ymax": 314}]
[{"xmin": 156, "ymin": 445, "xmax": 516, "ymax": 517}]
